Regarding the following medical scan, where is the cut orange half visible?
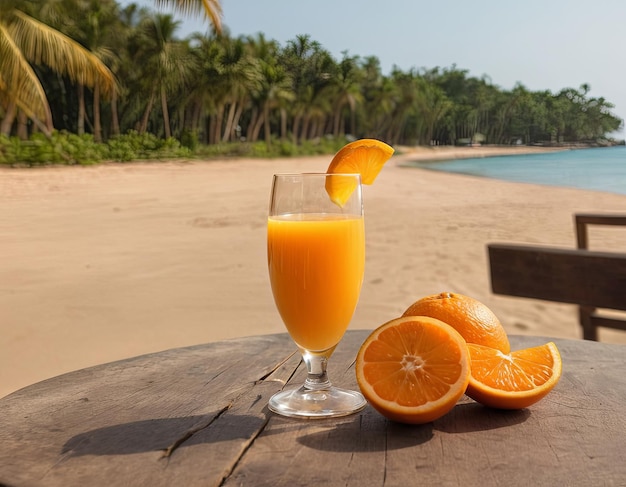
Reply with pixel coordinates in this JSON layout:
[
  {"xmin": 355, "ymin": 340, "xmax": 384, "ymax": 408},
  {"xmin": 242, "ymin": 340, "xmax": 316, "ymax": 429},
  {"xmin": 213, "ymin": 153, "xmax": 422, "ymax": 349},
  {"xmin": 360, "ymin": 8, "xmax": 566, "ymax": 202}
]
[
  {"xmin": 356, "ymin": 315, "xmax": 470, "ymax": 424},
  {"xmin": 325, "ymin": 138, "xmax": 394, "ymax": 206},
  {"xmin": 466, "ymin": 342, "xmax": 562, "ymax": 409}
]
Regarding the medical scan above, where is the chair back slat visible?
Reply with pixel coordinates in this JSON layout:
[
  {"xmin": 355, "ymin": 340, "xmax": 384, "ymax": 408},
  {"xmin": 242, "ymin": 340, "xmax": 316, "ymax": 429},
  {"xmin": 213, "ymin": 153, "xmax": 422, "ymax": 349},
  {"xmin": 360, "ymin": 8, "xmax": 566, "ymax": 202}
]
[{"xmin": 488, "ymin": 244, "xmax": 626, "ymax": 311}]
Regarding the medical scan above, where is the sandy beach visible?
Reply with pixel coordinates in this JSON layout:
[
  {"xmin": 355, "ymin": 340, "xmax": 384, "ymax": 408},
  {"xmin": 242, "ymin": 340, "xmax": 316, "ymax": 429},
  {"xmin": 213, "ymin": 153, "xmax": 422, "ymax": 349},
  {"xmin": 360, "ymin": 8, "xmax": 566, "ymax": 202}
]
[{"xmin": 2, "ymin": 145, "xmax": 625, "ymax": 398}]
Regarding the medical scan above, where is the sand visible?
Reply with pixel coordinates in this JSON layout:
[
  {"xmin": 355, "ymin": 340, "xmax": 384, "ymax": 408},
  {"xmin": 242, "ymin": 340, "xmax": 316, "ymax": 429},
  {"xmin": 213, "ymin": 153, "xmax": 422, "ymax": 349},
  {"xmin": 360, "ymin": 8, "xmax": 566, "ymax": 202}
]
[{"xmin": 2, "ymin": 145, "xmax": 625, "ymax": 398}]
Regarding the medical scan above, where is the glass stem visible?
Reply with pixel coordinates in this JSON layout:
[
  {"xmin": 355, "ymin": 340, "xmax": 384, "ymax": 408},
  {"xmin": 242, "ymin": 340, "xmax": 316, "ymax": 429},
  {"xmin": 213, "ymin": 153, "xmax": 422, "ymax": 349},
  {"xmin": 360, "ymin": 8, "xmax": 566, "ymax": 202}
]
[{"xmin": 301, "ymin": 350, "xmax": 333, "ymax": 391}]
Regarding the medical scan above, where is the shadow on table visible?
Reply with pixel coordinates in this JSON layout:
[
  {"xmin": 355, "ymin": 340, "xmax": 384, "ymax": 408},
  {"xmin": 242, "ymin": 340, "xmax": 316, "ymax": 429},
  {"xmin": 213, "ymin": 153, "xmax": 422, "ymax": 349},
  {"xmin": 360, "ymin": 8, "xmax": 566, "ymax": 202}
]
[
  {"xmin": 61, "ymin": 402, "xmax": 530, "ymax": 457},
  {"xmin": 61, "ymin": 412, "xmax": 266, "ymax": 457},
  {"xmin": 435, "ymin": 401, "xmax": 531, "ymax": 433},
  {"xmin": 297, "ymin": 402, "xmax": 530, "ymax": 452}
]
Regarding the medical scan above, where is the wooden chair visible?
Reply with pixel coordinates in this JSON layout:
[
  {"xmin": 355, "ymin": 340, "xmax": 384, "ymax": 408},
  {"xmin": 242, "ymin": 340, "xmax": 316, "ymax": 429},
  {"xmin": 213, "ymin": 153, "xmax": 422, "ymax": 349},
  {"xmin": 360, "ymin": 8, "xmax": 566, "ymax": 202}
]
[
  {"xmin": 573, "ymin": 213, "xmax": 626, "ymax": 340},
  {"xmin": 575, "ymin": 213, "xmax": 626, "ymax": 250},
  {"xmin": 488, "ymin": 214, "xmax": 626, "ymax": 340}
]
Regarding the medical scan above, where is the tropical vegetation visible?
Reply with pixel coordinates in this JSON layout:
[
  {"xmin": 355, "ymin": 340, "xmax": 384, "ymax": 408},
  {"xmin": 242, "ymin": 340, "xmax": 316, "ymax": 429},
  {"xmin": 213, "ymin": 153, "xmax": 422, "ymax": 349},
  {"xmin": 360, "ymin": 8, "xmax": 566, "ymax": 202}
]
[{"xmin": 0, "ymin": 0, "xmax": 623, "ymax": 165}]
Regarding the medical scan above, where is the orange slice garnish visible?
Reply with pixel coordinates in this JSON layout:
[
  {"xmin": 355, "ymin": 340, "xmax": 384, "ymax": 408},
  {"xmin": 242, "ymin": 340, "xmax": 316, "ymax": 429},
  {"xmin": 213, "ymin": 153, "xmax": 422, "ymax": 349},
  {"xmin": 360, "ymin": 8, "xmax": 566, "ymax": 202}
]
[
  {"xmin": 356, "ymin": 315, "xmax": 470, "ymax": 424},
  {"xmin": 466, "ymin": 342, "xmax": 562, "ymax": 409},
  {"xmin": 325, "ymin": 138, "xmax": 394, "ymax": 206}
]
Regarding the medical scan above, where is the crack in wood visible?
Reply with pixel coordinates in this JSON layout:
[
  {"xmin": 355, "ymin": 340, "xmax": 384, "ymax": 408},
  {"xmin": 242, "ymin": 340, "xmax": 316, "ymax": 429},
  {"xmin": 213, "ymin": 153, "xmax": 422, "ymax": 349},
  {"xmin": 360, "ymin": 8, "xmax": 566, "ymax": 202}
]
[
  {"xmin": 217, "ymin": 411, "xmax": 272, "ymax": 487},
  {"xmin": 160, "ymin": 403, "xmax": 233, "ymax": 459},
  {"xmin": 347, "ymin": 357, "xmax": 357, "ymax": 370},
  {"xmin": 39, "ymin": 447, "xmax": 77, "ymax": 483},
  {"xmin": 280, "ymin": 359, "xmax": 302, "ymax": 389},
  {"xmin": 255, "ymin": 349, "xmax": 299, "ymax": 384}
]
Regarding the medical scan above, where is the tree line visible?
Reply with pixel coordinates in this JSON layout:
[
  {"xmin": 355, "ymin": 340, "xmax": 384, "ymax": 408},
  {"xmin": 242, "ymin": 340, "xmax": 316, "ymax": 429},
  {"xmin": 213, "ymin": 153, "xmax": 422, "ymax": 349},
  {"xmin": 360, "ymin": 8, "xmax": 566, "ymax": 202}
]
[{"xmin": 1, "ymin": 0, "xmax": 623, "ymax": 152}]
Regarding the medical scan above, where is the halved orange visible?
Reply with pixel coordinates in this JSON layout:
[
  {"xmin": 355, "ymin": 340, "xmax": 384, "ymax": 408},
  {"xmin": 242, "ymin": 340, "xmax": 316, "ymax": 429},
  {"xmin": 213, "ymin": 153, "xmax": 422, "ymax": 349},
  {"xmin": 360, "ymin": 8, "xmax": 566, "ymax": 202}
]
[
  {"xmin": 356, "ymin": 315, "xmax": 470, "ymax": 424},
  {"xmin": 466, "ymin": 342, "xmax": 562, "ymax": 409},
  {"xmin": 325, "ymin": 138, "xmax": 394, "ymax": 206},
  {"xmin": 403, "ymin": 292, "xmax": 511, "ymax": 354}
]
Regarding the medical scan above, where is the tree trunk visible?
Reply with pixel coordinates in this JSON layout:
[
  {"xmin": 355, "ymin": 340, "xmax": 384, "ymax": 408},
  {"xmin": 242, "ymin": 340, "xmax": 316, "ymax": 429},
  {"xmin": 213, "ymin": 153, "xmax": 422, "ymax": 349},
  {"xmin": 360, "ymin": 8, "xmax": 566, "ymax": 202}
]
[
  {"xmin": 310, "ymin": 119, "xmax": 319, "ymax": 139},
  {"xmin": 93, "ymin": 84, "xmax": 102, "ymax": 142},
  {"xmin": 250, "ymin": 112, "xmax": 264, "ymax": 142},
  {"xmin": 110, "ymin": 90, "xmax": 120, "ymax": 136},
  {"xmin": 16, "ymin": 110, "xmax": 28, "ymax": 140},
  {"xmin": 212, "ymin": 104, "xmax": 224, "ymax": 144},
  {"xmin": 139, "ymin": 88, "xmax": 157, "ymax": 134},
  {"xmin": 292, "ymin": 114, "xmax": 302, "ymax": 144},
  {"xmin": 263, "ymin": 102, "xmax": 272, "ymax": 147},
  {"xmin": 191, "ymin": 102, "xmax": 202, "ymax": 134},
  {"xmin": 280, "ymin": 108, "xmax": 287, "ymax": 141},
  {"xmin": 246, "ymin": 107, "xmax": 259, "ymax": 141},
  {"xmin": 300, "ymin": 115, "xmax": 310, "ymax": 143},
  {"xmin": 333, "ymin": 104, "xmax": 342, "ymax": 137},
  {"xmin": 222, "ymin": 101, "xmax": 237, "ymax": 142},
  {"xmin": 77, "ymin": 84, "xmax": 85, "ymax": 135},
  {"xmin": 232, "ymin": 103, "xmax": 245, "ymax": 142},
  {"xmin": 0, "ymin": 100, "xmax": 17, "ymax": 136},
  {"xmin": 350, "ymin": 106, "xmax": 356, "ymax": 136},
  {"xmin": 207, "ymin": 115, "xmax": 215, "ymax": 144},
  {"xmin": 263, "ymin": 103, "xmax": 271, "ymax": 146},
  {"xmin": 161, "ymin": 85, "xmax": 171, "ymax": 139}
]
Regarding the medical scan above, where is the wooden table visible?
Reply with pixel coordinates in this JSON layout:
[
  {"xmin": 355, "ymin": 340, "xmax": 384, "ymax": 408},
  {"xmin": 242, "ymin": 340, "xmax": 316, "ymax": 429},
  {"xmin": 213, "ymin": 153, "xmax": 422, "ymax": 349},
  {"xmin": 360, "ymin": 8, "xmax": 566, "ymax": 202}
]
[{"xmin": 1, "ymin": 332, "xmax": 624, "ymax": 486}]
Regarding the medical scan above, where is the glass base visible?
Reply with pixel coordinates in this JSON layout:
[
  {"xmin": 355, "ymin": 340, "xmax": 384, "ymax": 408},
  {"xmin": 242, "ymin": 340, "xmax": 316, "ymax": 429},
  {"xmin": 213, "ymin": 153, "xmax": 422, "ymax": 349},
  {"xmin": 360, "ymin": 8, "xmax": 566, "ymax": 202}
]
[{"xmin": 269, "ymin": 385, "xmax": 367, "ymax": 419}]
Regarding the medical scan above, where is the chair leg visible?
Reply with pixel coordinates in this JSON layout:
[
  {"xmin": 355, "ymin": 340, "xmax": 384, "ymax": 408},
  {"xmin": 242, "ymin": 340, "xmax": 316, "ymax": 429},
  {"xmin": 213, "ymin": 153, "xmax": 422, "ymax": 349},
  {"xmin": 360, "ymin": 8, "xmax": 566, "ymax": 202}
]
[{"xmin": 579, "ymin": 306, "xmax": 598, "ymax": 341}]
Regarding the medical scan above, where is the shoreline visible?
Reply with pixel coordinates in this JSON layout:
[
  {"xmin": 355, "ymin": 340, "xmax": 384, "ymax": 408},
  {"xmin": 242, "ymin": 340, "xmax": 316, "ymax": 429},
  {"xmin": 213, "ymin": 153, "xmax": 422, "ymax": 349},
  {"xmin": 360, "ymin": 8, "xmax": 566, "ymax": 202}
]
[
  {"xmin": 2, "ymin": 148, "xmax": 625, "ymax": 399},
  {"xmin": 393, "ymin": 144, "xmax": 573, "ymax": 163}
]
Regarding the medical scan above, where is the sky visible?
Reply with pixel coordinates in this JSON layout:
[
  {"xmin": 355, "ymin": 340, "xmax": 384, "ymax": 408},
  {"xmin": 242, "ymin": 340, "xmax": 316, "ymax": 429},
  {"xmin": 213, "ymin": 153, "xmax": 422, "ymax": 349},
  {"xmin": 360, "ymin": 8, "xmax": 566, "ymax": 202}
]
[{"xmin": 119, "ymin": 0, "xmax": 625, "ymax": 136}]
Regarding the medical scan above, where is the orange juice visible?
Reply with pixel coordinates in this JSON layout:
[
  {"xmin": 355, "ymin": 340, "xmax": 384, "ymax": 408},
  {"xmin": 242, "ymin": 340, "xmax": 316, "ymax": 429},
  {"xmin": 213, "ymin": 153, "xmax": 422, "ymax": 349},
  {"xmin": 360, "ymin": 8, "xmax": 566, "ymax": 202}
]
[{"xmin": 267, "ymin": 213, "xmax": 365, "ymax": 351}]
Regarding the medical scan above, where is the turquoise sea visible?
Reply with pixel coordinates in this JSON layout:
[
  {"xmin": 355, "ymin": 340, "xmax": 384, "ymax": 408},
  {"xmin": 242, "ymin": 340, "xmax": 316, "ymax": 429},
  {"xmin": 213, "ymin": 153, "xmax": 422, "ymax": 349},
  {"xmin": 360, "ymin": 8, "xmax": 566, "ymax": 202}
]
[{"xmin": 406, "ymin": 146, "xmax": 626, "ymax": 196}]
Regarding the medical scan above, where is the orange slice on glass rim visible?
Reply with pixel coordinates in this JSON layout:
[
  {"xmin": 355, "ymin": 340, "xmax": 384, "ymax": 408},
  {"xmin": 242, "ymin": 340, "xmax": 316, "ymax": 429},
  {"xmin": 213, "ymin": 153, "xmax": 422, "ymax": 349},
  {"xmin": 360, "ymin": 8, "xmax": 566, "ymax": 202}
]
[
  {"xmin": 356, "ymin": 315, "xmax": 470, "ymax": 424},
  {"xmin": 325, "ymin": 139, "xmax": 394, "ymax": 206},
  {"xmin": 466, "ymin": 342, "xmax": 562, "ymax": 409}
]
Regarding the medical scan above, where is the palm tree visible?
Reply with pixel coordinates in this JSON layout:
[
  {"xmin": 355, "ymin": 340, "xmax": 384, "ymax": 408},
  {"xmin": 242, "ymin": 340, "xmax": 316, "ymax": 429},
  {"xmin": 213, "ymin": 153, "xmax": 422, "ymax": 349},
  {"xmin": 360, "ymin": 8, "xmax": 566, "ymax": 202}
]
[
  {"xmin": 183, "ymin": 33, "xmax": 222, "ymax": 143},
  {"xmin": 43, "ymin": 0, "xmax": 122, "ymax": 141},
  {"xmin": 249, "ymin": 60, "xmax": 294, "ymax": 144},
  {"xmin": 0, "ymin": 0, "xmax": 116, "ymax": 137},
  {"xmin": 328, "ymin": 53, "xmax": 363, "ymax": 137},
  {"xmin": 134, "ymin": 13, "xmax": 192, "ymax": 138},
  {"xmin": 385, "ymin": 68, "xmax": 418, "ymax": 145},
  {"xmin": 415, "ymin": 80, "xmax": 451, "ymax": 145},
  {"xmin": 245, "ymin": 33, "xmax": 293, "ymax": 144},
  {"xmin": 280, "ymin": 36, "xmax": 335, "ymax": 142},
  {"xmin": 154, "ymin": 0, "xmax": 222, "ymax": 34},
  {"xmin": 218, "ymin": 35, "xmax": 263, "ymax": 143},
  {"xmin": 357, "ymin": 55, "xmax": 395, "ymax": 138}
]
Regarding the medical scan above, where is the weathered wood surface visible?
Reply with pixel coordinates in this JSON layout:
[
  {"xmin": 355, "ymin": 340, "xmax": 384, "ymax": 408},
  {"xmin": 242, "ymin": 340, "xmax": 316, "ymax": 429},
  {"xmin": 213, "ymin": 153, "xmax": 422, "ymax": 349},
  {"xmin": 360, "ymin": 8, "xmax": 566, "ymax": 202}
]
[{"xmin": 1, "ymin": 332, "xmax": 625, "ymax": 487}]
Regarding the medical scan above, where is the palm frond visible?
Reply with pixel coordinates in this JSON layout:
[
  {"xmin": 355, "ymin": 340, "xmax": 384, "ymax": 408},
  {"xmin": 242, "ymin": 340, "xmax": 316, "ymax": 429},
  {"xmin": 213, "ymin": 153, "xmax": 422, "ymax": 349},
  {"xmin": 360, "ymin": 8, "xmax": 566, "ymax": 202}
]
[
  {"xmin": 154, "ymin": 0, "xmax": 222, "ymax": 33},
  {"xmin": 9, "ymin": 10, "xmax": 117, "ymax": 98},
  {"xmin": 0, "ymin": 23, "xmax": 49, "ymax": 120}
]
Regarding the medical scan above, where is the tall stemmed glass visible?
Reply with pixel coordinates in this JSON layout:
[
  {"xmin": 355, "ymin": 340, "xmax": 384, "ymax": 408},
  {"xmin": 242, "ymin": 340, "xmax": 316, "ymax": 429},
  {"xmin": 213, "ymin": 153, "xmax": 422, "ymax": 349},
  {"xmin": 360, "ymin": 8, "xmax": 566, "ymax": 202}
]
[{"xmin": 267, "ymin": 173, "xmax": 367, "ymax": 418}]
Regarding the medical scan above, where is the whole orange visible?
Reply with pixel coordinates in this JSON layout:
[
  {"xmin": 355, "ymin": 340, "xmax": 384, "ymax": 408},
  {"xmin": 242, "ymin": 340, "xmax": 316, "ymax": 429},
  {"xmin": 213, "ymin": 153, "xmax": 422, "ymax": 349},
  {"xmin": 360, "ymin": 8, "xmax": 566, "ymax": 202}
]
[{"xmin": 402, "ymin": 292, "xmax": 510, "ymax": 353}]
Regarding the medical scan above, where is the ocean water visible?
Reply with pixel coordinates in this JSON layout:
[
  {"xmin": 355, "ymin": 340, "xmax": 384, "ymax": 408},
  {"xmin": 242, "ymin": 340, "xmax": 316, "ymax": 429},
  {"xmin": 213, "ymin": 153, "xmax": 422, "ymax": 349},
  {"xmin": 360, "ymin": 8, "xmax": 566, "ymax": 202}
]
[{"xmin": 406, "ymin": 146, "xmax": 626, "ymax": 196}]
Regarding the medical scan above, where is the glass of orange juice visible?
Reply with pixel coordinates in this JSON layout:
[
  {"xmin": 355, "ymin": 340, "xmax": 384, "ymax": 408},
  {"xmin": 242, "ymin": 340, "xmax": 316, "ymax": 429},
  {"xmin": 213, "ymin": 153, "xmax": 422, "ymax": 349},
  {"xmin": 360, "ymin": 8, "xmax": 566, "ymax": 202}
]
[{"xmin": 267, "ymin": 173, "xmax": 367, "ymax": 418}]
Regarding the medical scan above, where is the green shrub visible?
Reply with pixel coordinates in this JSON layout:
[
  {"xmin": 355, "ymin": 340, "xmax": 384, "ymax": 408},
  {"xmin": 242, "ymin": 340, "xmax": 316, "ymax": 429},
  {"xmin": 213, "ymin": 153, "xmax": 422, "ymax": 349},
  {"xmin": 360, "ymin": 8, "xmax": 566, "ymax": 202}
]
[
  {"xmin": 180, "ymin": 130, "xmax": 199, "ymax": 151},
  {"xmin": 0, "ymin": 131, "xmax": 347, "ymax": 166}
]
